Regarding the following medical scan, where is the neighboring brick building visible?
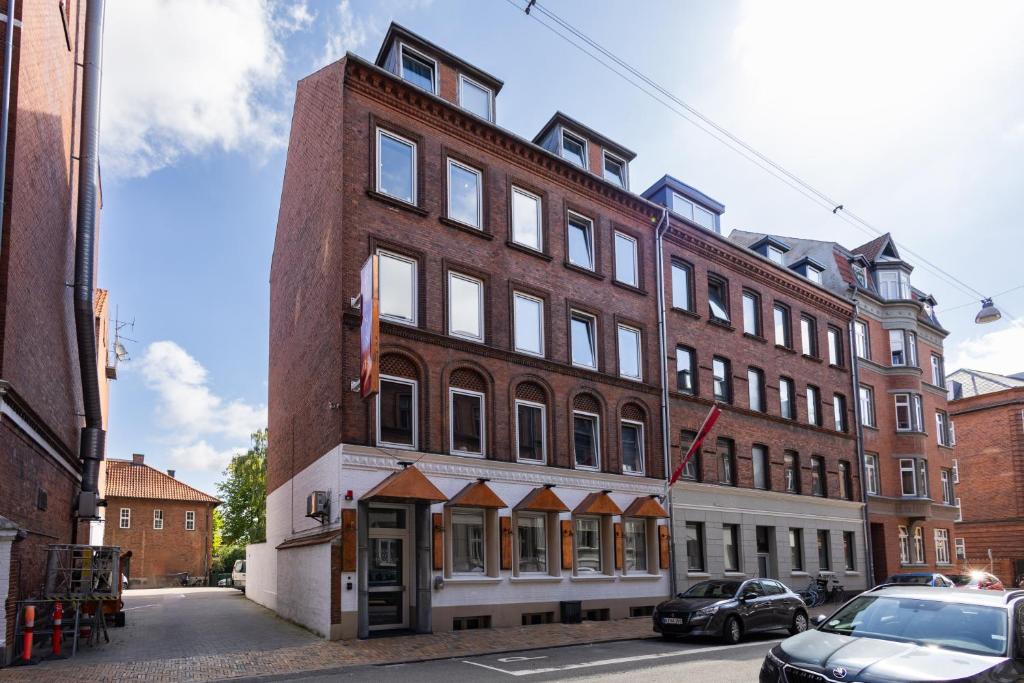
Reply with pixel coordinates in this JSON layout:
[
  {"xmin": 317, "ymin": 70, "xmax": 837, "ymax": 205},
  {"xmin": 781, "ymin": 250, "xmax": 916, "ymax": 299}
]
[
  {"xmin": 0, "ymin": 0, "xmax": 112, "ymax": 664},
  {"xmin": 103, "ymin": 455, "xmax": 220, "ymax": 587},
  {"xmin": 947, "ymin": 369, "xmax": 1024, "ymax": 586}
]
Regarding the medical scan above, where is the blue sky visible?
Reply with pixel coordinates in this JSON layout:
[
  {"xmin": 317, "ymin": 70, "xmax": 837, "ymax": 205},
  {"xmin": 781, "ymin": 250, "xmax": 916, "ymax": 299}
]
[{"xmin": 99, "ymin": 0, "xmax": 1024, "ymax": 495}]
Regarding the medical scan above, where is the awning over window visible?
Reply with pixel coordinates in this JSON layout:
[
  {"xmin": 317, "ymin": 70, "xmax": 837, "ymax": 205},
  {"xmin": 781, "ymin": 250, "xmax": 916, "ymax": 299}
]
[
  {"xmin": 276, "ymin": 529, "xmax": 341, "ymax": 550},
  {"xmin": 573, "ymin": 491, "xmax": 622, "ymax": 516},
  {"xmin": 363, "ymin": 465, "xmax": 448, "ymax": 504},
  {"xmin": 447, "ymin": 479, "xmax": 506, "ymax": 509},
  {"xmin": 622, "ymin": 494, "xmax": 669, "ymax": 518},
  {"xmin": 514, "ymin": 485, "xmax": 569, "ymax": 513}
]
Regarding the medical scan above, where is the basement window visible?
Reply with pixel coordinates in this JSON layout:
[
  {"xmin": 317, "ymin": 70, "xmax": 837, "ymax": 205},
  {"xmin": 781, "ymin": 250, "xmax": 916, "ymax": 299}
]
[{"xmin": 453, "ymin": 615, "xmax": 491, "ymax": 631}]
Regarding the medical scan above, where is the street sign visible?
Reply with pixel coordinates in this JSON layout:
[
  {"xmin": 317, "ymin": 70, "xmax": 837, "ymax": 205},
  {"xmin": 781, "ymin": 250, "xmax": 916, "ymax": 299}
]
[{"xmin": 359, "ymin": 254, "xmax": 380, "ymax": 399}]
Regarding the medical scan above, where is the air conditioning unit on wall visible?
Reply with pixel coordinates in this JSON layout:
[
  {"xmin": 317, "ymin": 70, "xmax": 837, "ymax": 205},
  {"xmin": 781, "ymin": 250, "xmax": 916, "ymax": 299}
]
[{"xmin": 306, "ymin": 491, "xmax": 330, "ymax": 522}]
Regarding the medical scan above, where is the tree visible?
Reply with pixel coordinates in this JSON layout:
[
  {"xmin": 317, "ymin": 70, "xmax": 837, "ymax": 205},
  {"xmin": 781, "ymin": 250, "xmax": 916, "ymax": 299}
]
[{"xmin": 217, "ymin": 429, "xmax": 267, "ymax": 546}]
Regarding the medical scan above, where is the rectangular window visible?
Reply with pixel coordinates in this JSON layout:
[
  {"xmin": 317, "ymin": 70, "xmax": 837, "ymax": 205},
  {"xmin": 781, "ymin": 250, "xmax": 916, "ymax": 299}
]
[
  {"xmin": 940, "ymin": 469, "xmax": 953, "ymax": 505},
  {"xmin": 780, "ymin": 377, "xmax": 795, "ymax": 419},
  {"xmin": 717, "ymin": 438, "xmax": 736, "ymax": 486},
  {"xmin": 854, "ymin": 320, "xmax": 869, "ymax": 359},
  {"xmin": 723, "ymin": 524, "xmax": 741, "ymax": 572},
  {"xmin": 953, "ymin": 458, "xmax": 960, "ymax": 483},
  {"xmin": 817, "ymin": 530, "xmax": 831, "ymax": 571},
  {"xmin": 917, "ymin": 459, "xmax": 928, "ymax": 498},
  {"xmin": 517, "ymin": 514, "xmax": 547, "ymax": 573},
  {"xmin": 742, "ymin": 291, "xmax": 761, "ymax": 336},
  {"xmin": 516, "ymin": 401, "xmax": 546, "ymax": 464},
  {"xmin": 671, "ymin": 192, "xmax": 694, "ymax": 220},
  {"xmin": 617, "ymin": 324, "xmax": 642, "ymax": 380},
  {"xmin": 810, "ymin": 456, "xmax": 825, "ymax": 497},
  {"xmin": 613, "ymin": 232, "xmax": 638, "ymax": 287},
  {"xmin": 603, "ymin": 151, "xmax": 627, "ymax": 188},
  {"xmin": 624, "ymin": 519, "xmax": 648, "ymax": 573},
  {"xmin": 712, "ymin": 357, "xmax": 731, "ymax": 403},
  {"xmin": 685, "ymin": 522, "xmax": 705, "ymax": 572},
  {"xmin": 671, "ymin": 261, "xmax": 692, "ymax": 311},
  {"xmin": 827, "ymin": 326, "xmax": 843, "ymax": 366},
  {"xmin": 377, "ymin": 250, "xmax": 417, "ymax": 325},
  {"xmin": 773, "ymin": 304, "xmax": 791, "ymax": 347},
  {"xmin": 955, "ymin": 537, "xmax": 966, "ymax": 560},
  {"xmin": 573, "ymin": 412, "xmax": 600, "ymax": 470},
  {"xmin": 120, "ymin": 508, "xmax": 130, "ymax": 529},
  {"xmin": 569, "ymin": 311, "xmax": 598, "ymax": 369},
  {"xmin": 458, "ymin": 73, "xmax": 492, "ymax": 120},
  {"xmin": 680, "ymin": 430, "xmax": 699, "ymax": 481},
  {"xmin": 768, "ymin": 245, "xmax": 785, "ymax": 265},
  {"xmin": 889, "ymin": 329, "xmax": 906, "ymax": 366},
  {"xmin": 560, "ymin": 129, "xmax": 588, "ymax": 168},
  {"xmin": 859, "ymin": 385, "xmax": 875, "ymax": 427},
  {"xmin": 752, "ymin": 445, "xmax": 770, "ymax": 490},
  {"xmin": 513, "ymin": 292, "xmax": 544, "ymax": 357},
  {"xmin": 806, "ymin": 385, "xmax": 822, "ymax": 426},
  {"xmin": 843, "ymin": 532, "xmax": 856, "ymax": 570},
  {"xmin": 877, "ymin": 269, "xmax": 912, "ymax": 300},
  {"xmin": 510, "ymin": 187, "xmax": 542, "ymax": 251},
  {"xmin": 376, "ymin": 129, "xmax": 416, "ymax": 204},
  {"xmin": 399, "ymin": 45, "xmax": 436, "ymax": 93},
  {"xmin": 789, "ymin": 528, "xmax": 804, "ymax": 571},
  {"xmin": 907, "ymin": 332, "xmax": 918, "ymax": 366},
  {"xmin": 447, "ymin": 272, "xmax": 484, "ymax": 341},
  {"xmin": 838, "ymin": 461, "xmax": 852, "ymax": 500},
  {"xmin": 934, "ymin": 529, "xmax": 950, "ymax": 565},
  {"xmin": 567, "ymin": 212, "xmax": 595, "ymax": 270},
  {"xmin": 956, "ymin": 498, "xmax": 962, "ymax": 522},
  {"xmin": 898, "ymin": 526, "xmax": 910, "ymax": 564},
  {"xmin": 452, "ymin": 509, "xmax": 486, "ymax": 574},
  {"xmin": 931, "ymin": 354, "xmax": 945, "ymax": 388},
  {"xmin": 900, "ymin": 458, "xmax": 917, "ymax": 496},
  {"xmin": 807, "ymin": 266, "xmax": 823, "ymax": 284},
  {"xmin": 865, "ymin": 453, "xmax": 879, "ymax": 495},
  {"xmin": 747, "ymin": 368, "xmax": 765, "ymax": 412},
  {"xmin": 707, "ymin": 275, "xmax": 730, "ymax": 323},
  {"xmin": 894, "ymin": 393, "xmax": 922, "ymax": 432},
  {"xmin": 936, "ymin": 411, "xmax": 953, "ymax": 447},
  {"xmin": 377, "ymin": 377, "xmax": 417, "ymax": 449},
  {"xmin": 784, "ymin": 451, "xmax": 800, "ymax": 493},
  {"xmin": 450, "ymin": 388, "xmax": 485, "ymax": 456},
  {"xmin": 833, "ymin": 393, "xmax": 847, "ymax": 432},
  {"xmin": 621, "ymin": 421, "xmax": 645, "ymax": 475},
  {"xmin": 800, "ymin": 315, "xmax": 817, "ymax": 357},
  {"xmin": 447, "ymin": 158, "xmax": 483, "ymax": 228},
  {"xmin": 675, "ymin": 346, "xmax": 696, "ymax": 395},
  {"xmin": 153, "ymin": 509, "xmax": 164, "ymax": 530},
  {"xmin": 575, "ymin": 517, "xmax": 603, "ymax": 573},
  {"xmin": 185, "ymin": 511, "xmax": 196, "ymax": 531}
]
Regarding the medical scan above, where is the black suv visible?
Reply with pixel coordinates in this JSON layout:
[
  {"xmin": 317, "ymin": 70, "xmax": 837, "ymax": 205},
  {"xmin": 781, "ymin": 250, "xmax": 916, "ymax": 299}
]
[{"xmin": 760, "ymin": 586, "xmax": 1024, "ymax": 682}]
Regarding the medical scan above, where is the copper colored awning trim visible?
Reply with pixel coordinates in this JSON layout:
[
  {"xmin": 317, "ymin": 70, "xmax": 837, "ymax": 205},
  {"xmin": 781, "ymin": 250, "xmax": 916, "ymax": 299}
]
[
  {"xmin": 447, "ymin": 480, "xmax": 507, "ymax": 509},
  {"xmin": 363, "ymin": 465, "xmax": 448, "ymax": 504},
  {"xmin": 514, "ymin": 485, "xmax": 569, "ymax": 513},
  {"xmin": 573, "ymin": 491, "xmax": 622, "ymax": 516},
  {"xmin": 622, "ymin": 495, "xmax": 669, "ymax": 518},
  {"xmin": 277, "ymin": 529, "xmax": 341, "ymax": 550}
]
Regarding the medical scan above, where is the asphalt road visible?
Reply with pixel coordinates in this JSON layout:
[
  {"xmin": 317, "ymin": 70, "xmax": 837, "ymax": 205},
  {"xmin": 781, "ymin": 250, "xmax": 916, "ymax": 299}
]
[{"xmin": 276, "ymin": 633, "xmax": 783, "ymax": 682}]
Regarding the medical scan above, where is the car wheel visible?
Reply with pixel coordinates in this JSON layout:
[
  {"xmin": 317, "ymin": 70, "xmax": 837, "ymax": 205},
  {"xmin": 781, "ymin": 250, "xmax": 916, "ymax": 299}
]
[
  {"xmin": 721, "ymin": 616, "xmax": 742, "ymax": 644},
  {"xmin": 661, "ymin": 634, "xmax": 676, "ymax": 642},
  {"xmin": 790, "ymin": 611, "xmax": 808, "ymax": 635}
]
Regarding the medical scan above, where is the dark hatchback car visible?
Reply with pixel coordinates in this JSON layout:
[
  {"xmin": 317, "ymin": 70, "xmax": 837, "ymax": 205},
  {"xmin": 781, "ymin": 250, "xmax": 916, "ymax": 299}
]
[
  {"xmin": 654, "ymin": 578, "xmax": 808, "ymax": 644},
  {"xmin": 760, "ymin": 586, "xmax": 1024, "ymax": 682}
]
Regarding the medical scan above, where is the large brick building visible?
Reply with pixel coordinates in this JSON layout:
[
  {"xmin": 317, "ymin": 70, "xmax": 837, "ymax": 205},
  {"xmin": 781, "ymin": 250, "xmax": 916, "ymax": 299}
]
[
  {"xmin": 947, "ymin": 368, "xmax": 1024, "ymax": 586},
  {"xmin": 103, "ymin": 455, "xmax": 220, "ymax": 587},
  {"xmin": 0, "ymin": 0, "xmax": 111, "ymax": 664}
]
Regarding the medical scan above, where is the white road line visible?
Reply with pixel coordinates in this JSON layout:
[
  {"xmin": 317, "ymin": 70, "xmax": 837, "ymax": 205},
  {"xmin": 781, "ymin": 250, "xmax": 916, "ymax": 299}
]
[
  {"xmin": 122, "ymin": 604, "xmax": 157, "ymax": 611},
  {"xmin": 462, "ymin": 639, "xmax": 781, "ymax": 677}
]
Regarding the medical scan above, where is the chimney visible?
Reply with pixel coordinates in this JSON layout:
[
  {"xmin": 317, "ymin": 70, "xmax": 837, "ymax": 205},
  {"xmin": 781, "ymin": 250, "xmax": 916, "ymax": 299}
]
[
  {"xmin": 167, "ymin": 469, "xmax": 176, "ymax": 478},
  {"xmin": 132, "ymin": 453, "xmax": 144, "ymax": 465}
]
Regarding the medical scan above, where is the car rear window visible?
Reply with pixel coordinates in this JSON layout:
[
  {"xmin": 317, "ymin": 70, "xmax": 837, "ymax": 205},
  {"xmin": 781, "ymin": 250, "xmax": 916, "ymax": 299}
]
[{"xmin": 820, "ymin": 596, "xmax": 1008, "ymax": 657}]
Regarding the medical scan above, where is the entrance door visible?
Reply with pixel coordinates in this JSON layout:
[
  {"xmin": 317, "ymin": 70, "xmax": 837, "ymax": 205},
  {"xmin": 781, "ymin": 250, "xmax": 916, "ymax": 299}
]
[
  {"xmin": 755, "ymin": 526, "xmax": 775, "ymax": 578},
  {"xmin": 367, "ymin": 504, "xmax": 411, "ymax": 630},
  {"xmin": 870, "ymin": 523, "xmax": 887, "ymax": 586}
]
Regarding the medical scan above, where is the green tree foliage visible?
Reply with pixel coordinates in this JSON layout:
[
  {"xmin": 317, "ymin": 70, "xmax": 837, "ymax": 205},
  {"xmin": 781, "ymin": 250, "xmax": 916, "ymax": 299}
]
[{"xmin": 216, "ymin": 429, "xmax": 267, "ymax": 546}]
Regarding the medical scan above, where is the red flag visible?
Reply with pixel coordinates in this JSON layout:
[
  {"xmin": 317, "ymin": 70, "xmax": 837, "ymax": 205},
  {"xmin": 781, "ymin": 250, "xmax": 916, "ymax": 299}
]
[{"xmin": 668, "ymin": 404, "xmax": 722, "ymax": 488}]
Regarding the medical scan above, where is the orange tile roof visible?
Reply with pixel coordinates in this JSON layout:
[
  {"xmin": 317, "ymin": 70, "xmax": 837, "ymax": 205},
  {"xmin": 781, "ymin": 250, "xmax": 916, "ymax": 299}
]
[{"xmin": 105, "ymin": 459, "xmax": 220, "ymax": 504}]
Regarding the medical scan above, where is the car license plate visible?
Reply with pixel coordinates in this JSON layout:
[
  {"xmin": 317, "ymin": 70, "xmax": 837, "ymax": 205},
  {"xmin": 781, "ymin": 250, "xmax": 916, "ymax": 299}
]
[{"xmin": 662, "ymin": 617, "xmax": 684, "ymax": 625}]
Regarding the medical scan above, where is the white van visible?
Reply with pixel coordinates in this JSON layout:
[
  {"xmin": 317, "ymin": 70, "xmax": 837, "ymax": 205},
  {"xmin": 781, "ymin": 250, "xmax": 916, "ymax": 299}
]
[{"xmin": 231, "ymin": 559, "xmax": 246, "ymax": 591}]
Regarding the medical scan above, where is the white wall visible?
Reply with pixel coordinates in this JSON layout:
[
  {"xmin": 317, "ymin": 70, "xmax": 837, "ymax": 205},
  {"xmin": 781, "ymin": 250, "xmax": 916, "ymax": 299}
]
[
  {"xmin": 245, "ymin": 542, "xmax": 278, "ymax": 611},
  {"xmin": 277, "ymin": 543, "xmax": 332, "ymax": 637},
  {"xmin": 0, "ymin": 532, "xmax": 12, "ymax": 663}
]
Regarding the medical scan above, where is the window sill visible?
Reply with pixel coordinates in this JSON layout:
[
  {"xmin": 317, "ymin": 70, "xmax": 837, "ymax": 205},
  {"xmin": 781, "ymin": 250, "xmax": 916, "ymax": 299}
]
[
  {"xmin": 844, "ymin": 571, "xmax": 861, "ymax": 576},
  {"xmin": 569, "ymin": 574, "xmax": 616, "ymax": 583},
  {"xmin": 775, "ymin": 344, "xmax": 797, "ymax": 354},
  {"xmin": 743, "ymin": 333, "xmax": 767, "ymax": 344},
  {"xmin": 505, "ymin": 240, "xmax": 553, "ymax": 261},
  {"xmin": 829, "ymin": 363, "xmax": 846, "ymax": 371},
  {"xmin": 366, "ymin": 189, "xmax": 428, "ymax": 216},
  {"xmin": 620, "ymin": 573, "xmax": 664, "ymax": 581},
  {"xmin": 612, "ymin": 280, "xmax": 648, "ymax": 297},
  {"xmin": 563, "ymin": 261, "xmax": 605, "ymax": 281},
  {"xmin": 510, "ymin": 575, "xmax": 563, "ymax": 584},
  {"xmin": 671, "ymin": 307, "xmax": 701, "ymax": 320},
  {"xmin": 707, "ymin": 318, "xmax": 734, "ymax": 331},
  {"xmin": 439, "ymin": 216, "xmax": 493, "ymax": 239},
  {"xmin": 444, "ymin": 576, "xmax": 503, "ymax": 585},
  {"xmin": 723, "ymin": 572, "xmax": 747, "ymax": 577},
  {"xmin": 686, "ymin": 572, "xmax": 710, "ymax": 578},
  {"xmin": 790, "ymin": 571, "xmax": 809, "ymax": 577},
  {"xmin": 802, "ymin": 354, "xmax": 823, "ymax": 364}
]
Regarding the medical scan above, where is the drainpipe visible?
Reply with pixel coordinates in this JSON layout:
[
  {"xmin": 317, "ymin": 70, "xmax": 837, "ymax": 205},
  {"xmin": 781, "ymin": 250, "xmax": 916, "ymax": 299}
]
[
  {"xmin": 0, "ymin": 0, "xmax": 16, "ymax": 253},
  {"xmin": 653, "ymin": 208, "xmax": 676, "ymax": 596},
  {"xmin": 848, "ymin": 293, "xmax": 876, "ymax": 586},
  {"xmin": 72, "ymin": 0, "xmax": 107, "ymax": 521}
]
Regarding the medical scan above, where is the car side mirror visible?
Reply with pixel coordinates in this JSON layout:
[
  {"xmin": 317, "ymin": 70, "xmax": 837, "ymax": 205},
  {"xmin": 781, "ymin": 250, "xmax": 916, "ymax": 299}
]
[
  {"xmin": 676, "ymin": 593, "xmax": 685, "ymax": 599},
  {"xmin": 814, "ymin": 614, "xmax": 828, "ymax": 626},
  {"xmin": 741, "ymin": 591, "xmax": 758, "ymax": 601}
]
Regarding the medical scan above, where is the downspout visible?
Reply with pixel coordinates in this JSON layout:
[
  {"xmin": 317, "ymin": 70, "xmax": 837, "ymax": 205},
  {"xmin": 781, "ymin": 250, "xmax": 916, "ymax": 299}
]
[
  {"xmin": 73, "ymin": 0, "xmax": 107, "ymax": 521},
  {"xmin": 653, "ymin": 208, "xmax": 676, "ymax": 596},
  {"xmin": 0, "ymin": 0, "xmax": 16, "ymax": 255},
  {"xmin": 848, "ymin": 292, "xmax": 876, "ymax": 586}
]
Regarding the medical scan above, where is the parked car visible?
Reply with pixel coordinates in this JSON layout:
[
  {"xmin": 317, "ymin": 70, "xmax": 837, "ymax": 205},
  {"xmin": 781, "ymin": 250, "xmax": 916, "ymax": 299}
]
[
  {"xmin": 949, "ymin": 571, "xmax": 1005, "ymax": 590},
  {"xmin": 231, "ymin": 559, "xmax": 246, "ymax": 591},
  {"xmin": 882, "ymin": 572, "xmax": 954, "ymax": 587},
  {"xmin": 654, "ymin": 578, "xmax": 808, "ymax": 644},
  {"xmin": 759, "ymin": 586, "xmax": 1024, "ymax": 682}
]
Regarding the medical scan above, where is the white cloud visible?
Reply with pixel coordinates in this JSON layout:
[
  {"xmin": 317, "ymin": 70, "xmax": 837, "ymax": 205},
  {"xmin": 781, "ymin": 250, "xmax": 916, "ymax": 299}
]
[
  {"xmin": 319, "ymin": 0, "xmax": 369, "ymax": 68},
  {"xmin": 949, "ymin": 320, "xmax": 1024, "ymax": 376},
  {"xmin": 272, "ymin": 1, "xmax": 315, "ymax": 35},
  {"xmin": 169, "ymin": 440, "xmax": 246, "ymax": 473}
]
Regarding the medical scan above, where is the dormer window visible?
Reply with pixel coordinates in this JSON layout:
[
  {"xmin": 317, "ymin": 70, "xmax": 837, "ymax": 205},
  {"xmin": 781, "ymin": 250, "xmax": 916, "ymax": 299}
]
[
  {"xmin": 806, "ymin": 266, "xmax": 822, "ymax": 284},
  {"xmin": 560, "ymin": 130, "xmax": 588, "ymax": 168},
  {"xmin": 852, "ymin": 264, "xmax": 867, "ymax": 287},
  {"xmin": 399, "ymin": 45, "xmax": 437, "ymax": 94},
  {"xmin": 670, "ymin": 192, "xmax": 715, "ymax": 230},
  {"xmin": 877, "ymin": 268, "xmax": 911, "ymax": 300},
  {"xmin": 458, "ymin": 74, "xmax": 493, "ymax": 121},
  {"xmin": 603, "ymin": 151, "xmax": 627, "ymax": 188},
  {"xmin": 767, "ymin": 246, "xmax": 785, "ymax": 265}
]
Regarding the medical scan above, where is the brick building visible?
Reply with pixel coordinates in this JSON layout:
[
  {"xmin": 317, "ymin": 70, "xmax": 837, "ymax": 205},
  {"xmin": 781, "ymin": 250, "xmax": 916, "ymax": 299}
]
[
  {"xmin": 731, "ymin": 231, "xmax": 956, "ymax": 585},
  {"xmin": 947, "ymin": 368, "xmax": 1024, "ymax": 585},
  {"xmin": 0, "ymin": 0, "xmax": 111, "ymax": 664},
  {"xmin": 103, "ymin": 455, "xmax": 220, "ymax": 587}
]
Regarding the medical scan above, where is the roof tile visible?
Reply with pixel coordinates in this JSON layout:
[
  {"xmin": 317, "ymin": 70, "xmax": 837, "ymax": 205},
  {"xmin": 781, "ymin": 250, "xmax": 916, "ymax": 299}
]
[{"xmin": 105, "ymin": 460, "xmax": 220, "ymax": 504}]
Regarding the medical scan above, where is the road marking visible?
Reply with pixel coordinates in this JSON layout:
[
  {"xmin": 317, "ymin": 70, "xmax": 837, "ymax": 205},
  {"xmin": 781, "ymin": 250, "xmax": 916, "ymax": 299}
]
[
  {"xmin": 122, "ymin": 604, "xmax": 157, "ymax": 611},
  {"xmin": 462, "ymin": 639, "xmax": 781, "ymax": 677},
  {"xmin": 498, "ymin": 656, "xmax": 547, "ymax": 663}
]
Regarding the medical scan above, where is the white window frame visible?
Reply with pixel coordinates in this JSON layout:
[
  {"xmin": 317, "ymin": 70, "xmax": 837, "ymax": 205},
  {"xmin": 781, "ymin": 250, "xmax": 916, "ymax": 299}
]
[
  {"xmin": 446, "ymin": 158, "xmax": 483, "ymax": 229},
  {"xmin": 900, "ymin": 458, "xmax": 917, "ymax": 496},
  {"xmin": 623, "ymin": 518, "xmax": 650, "ymax": 574},
  {"xmin": 450, "ymin": 508, "xmax": 487, "ymax": 575},
  {"xmin": 940, "ymin": 469, "xmax": 953, "ymax": 505},
  {"xmin": 376, "ymin": 375, "xmax": 418, "ymax": 451},
  {"xmin": 516, "ymin": 511, "xmax": 549, "ymax": 575},
  {"xmin": 767, "ymin": 245, "xmax": 785, "ymax": 264},
  {"xmin": 602, "ymin": 150, "xmax": 628, "ymax": 189},
  {"xmin": 955, "ymin": 537, "xmax": 966, "ymax": 560},
  {"xmin": 936, "ymin": 410, "xmax": 952, "ymax": 447},
  {"xmin": 514, "ymin": 400, "xmax": 547, "ymax": 465},
  {"xmin": 566, "ymin": 211, "xmax": 595, "ymax": 271},
  {"xmin": 854, "ymin": 320, "xmax": 869, "ymax": 359},
  {"xmin": 512, "ymin": 291, "xmax": 544, "ymax": 357},
  {"xmin": 376, "ymin": 249, "xmax": 417, "ymax": 326},
  {"xmin": 827, "ymin": 327, "xmax": 841, "ymax": 366},
  {"xmin": 569, "ymin": 310, "xmax": 598, "ymax": 369},
  {"xmin": 447, "ymin": 271, "xmax": 484, "ymax": 342},
  {"xmin": 670, "ymin": 191, "xmax": 694, "ymax": 220},
  {"xmin": 375, "ymin": 128, "xmax": 417, "ymax": 204},
  {"xmin": 912, "ymin": 526, "xmax": 925, "ymax": 564},
  {"xmin": 907, "ymin": 331, "xmax": 918, "ymax": 366},
  {"xmin": 510, "ymin": 186, "xmax": 542, "ymax": 251},
  {"xmin": 952, "ymin": 458, "xmax": 959, "ymax": 483},
  {"xmin": 889, "ymin": 329, "xmax": 906, "ymax": 366},
  {"xmin": 620, "ymin": 419, "xmax": 645, "ymax": 475},
  {"xmin": 613, "ymin": 231, "xmax": 639, "ymax": 287},
  {"xmin": 833, "ymin": 393, "xmax": 846, "ymax": 432},
  {"xmin": 894, "ymin": 393, "xmax": 916, "ymax": 432},
  {"xmin": 560, "ymin": 129, "xmax": 589, "ymax": 169},
  {"xmin": 931, "ymin": 354, "xmax": 945, "ymax": 387},
  {"xmin": 398, "ymin": 43, "xmax": 438, "ymax": 94},
  {"xmin": 572, "ymin": 410, "xmax": 601, "ymax": 471},
  {"xmin": 574, "ymin": 515, "xmax": 605, "ymax": 574},
  {"xmin": 693, "ymin": 205, "xmax": 715, "ymax": 230},
  {"xmin": 616, "ymin": 324, "xmax": 642, "ymax": 381},
  {"xmin": 671, "ymin": 261, "xmax": 692, "ymax": 311},
  {"xmin": 153, "ymin": 509, "xmax": 164, "ymax": 530},
  {"xmin": 119, "ymin": 507, "xmax": 130, "ymax": 529},
  {"xmin": 898, "ymin": 526, "xmax": 910, "ymax": 564},
  {"xmin": 457, "ymin": 73, "xmax": 493, "ymax": 121},
  {"xmin": 449, "ymin": 387, "xmax": 486, "ymax": 458},
  {"xmin": 859, "ymin": 385, "xmax": 875, "ymax": 427},
  {"xmin": 955, "ymin": 498, "xmax": 963, "ymax": 522},
  {"xmin": 185, "ymin": 510, "xmax": 196, "ymax": 531},
  {"xmin": 806, "ymin": 266, "xmax": 822, "ymax": 284},
  {"xmin": 865, "ymin": 453, "xmax": 879, "ymax": 495}
]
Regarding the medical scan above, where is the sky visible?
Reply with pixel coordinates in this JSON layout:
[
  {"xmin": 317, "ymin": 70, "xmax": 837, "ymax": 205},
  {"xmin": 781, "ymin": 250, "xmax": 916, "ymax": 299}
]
[{"xmin": 98, "ymin": 0, "xmax": 1024, "ymax": 495}]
